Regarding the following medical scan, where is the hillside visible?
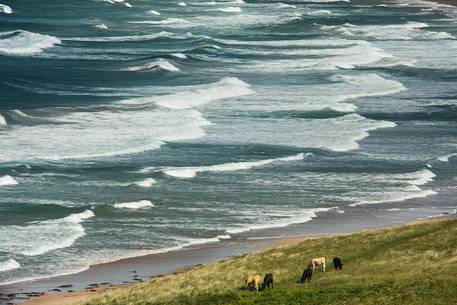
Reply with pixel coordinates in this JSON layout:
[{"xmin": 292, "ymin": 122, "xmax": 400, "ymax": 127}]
[{"xmin": 82, "ymin": 217, "xmax": 457, "ymax": 305}]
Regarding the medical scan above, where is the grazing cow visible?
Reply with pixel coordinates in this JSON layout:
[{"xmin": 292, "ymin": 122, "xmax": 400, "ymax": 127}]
[
  {"xmin": 333, "ymin": 257, "xmax": 343, "ymax": 270},
  {"xmin": 263, "ymin": 273, "xmax": 274, "ymax": 289},
  {"xmin": 244, "ymin": 274, "xmax": 261, "ymax": 291},
  {"xmin": 309, "ymin": 257, "xmax": 326, "ymax": 271},
  {"xmin": 301, "ymin": 267, "xmax": 313, "ymax": 283}
]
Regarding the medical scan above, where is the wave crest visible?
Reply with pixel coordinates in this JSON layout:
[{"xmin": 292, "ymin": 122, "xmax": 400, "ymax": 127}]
[
  {"xmin": 0, "ymin": 210, "xmax": 94, "ymax": 256},
  {"xmin": 0, "ymin": 30, "xmax": 61, "ymax": 56},
  {"xmin": 113, "ymin": 200, "xmax": 154, "ymax": 209}
]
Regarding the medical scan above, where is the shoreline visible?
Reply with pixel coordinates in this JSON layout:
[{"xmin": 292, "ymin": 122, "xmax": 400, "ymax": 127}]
[{"xmin": 2, "ymin": 207, "xmax": 455, "ymax": 305}]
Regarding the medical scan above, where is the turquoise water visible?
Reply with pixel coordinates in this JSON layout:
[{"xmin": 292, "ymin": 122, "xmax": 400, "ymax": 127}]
[{"xmin": 0, "ymin": 0, "xmax": 456, "ymax": 285}]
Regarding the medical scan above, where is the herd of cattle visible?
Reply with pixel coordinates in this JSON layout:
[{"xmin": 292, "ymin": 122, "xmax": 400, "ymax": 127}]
[{"xmin": 243, "ymin": 256, "xmax": 343, "ymax": 291}]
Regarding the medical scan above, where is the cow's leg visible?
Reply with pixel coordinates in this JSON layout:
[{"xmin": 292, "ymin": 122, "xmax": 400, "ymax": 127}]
[{"xmin": 323, "ymin": 262, "xmax": 326, "ymax": 272}]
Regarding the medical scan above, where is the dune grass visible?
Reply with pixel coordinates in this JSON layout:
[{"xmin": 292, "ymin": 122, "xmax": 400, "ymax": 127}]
[{"xmin": 82, "ymin": 217, "xmax": 457, "ymax": 305}]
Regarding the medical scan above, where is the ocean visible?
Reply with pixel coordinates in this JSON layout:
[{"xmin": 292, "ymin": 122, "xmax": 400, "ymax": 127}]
[{"xmin": 0, "ymin": 0, "xmax": 456, "ymax": 286}]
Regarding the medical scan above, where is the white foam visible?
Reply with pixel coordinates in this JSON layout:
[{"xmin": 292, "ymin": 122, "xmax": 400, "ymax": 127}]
[
  {"xmin": 277, "ymin": 3, "xmax": 297, "ymax": 8},
  {"xmin": 135, "ymin": 178, "xmax": 156, "ymax": 188},
  {"xmin": 0, "ymin": 210, "xmax": 94, "ymax": 256},
  {"xmin": 178, "ymin": 1, "xmax": 187, "ymax": 6},
  {"xmin": 170, "ymin": 52, "xmax": 188, "ymax": 59},
  {"xmin": 123, "ymin": 59, "xmax": 180, "ymax": 72},
  {"xmin": 201, "ymin": 112, "xmax": 396, "ymax": 152},
  {"xmin": 351, "ymin": 190, "xmax": 437, "ymax": 206},
  {"xmin": 118, "ymin": 77, "xmax": 253, "ymax": 110},
  {"xmin": 218, "ymin": 7, "xmax": 242, "ymax": 13},
  {"xmin": 65, "ymin": 31, "xmax": 186, "ymax": 42},
  {"xmin": 0, "ymin": 4, "xmax": 12, "ymax": 14},
  {"xmin": 94, "ymin": 24, "xmax": 109, "ymax": 30},
  {"xmin": 0, "ymin": 259, "xmax": 20, "ymax": 272},
  {"xmin": 0, "ymin": 114, "xmax": 6, "ymax": 125},
  {"xmin": 321, "ymin": 22, "xmax": 454, "ymax": 40},
  {"xmin": 438, "ymin": 153, "xmax": 456, "ymax": 162},
  {"xmin": 0, "ymin": 175, "xmax": 18, "ymax": 186},
  {"xmin": 148, "ymin": 9, "xmax": 161, "ymax": 15},
  {"xmin": 113, "ymin": 200, "xmax": 154, "ymax": 209},
  {"xmin": 157, "ymin": 153, "xmax": 305, "ymax": 178},
  {"xmin": 0, "ymin": 30, "xmax": 61, "ymax": 56},
  {"xmin": 130, "ymin": 18, "xmax": 194, "ymax": 28},
  {"xmin": 0, "ymin": 106, "xmax": 210, "ymax": 162},
  {"xmin": 350, "ymin": 169, "xmax": 437, "ymax": 206},
  {"xmin": 226, "ymin": 207, "xmax": 334, "ymax": 234},
  {"xmin": 405, "ymin": 169, "xmax": 436, "ymax": 186}
]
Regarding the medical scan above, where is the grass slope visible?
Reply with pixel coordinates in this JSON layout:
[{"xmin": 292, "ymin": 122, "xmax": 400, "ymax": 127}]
[{"xmin": 82, "ymin": 218, "xmax": 457, "ymax": 305}]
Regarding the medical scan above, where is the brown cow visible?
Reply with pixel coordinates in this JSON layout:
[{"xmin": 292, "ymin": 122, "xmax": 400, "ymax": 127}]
[
  {"xmin": 244, "ymin": 274, "xmax": 261, "ymax": 291},
  {"xmin": 309, "ymin": 257, "xmax": 326, "ymax": 271}
]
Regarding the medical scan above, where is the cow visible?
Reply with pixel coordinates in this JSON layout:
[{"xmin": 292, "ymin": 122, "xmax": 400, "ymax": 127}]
[
  {"xmin": 263, "ymin": 273, "xmax": 274, "ymax": 289},
  {"xmin": 309, "ymin": 257, "xmax": 326, "ymax": 271},
  {"xmin": 301, "ymin": 267, "xmax": 313, "ymax": 283},
  {"xmin": 244, "ymin": 274, "xmax": 261, "ymax": 291},
  {"xmin": 333, "ymin": 257, "xmax": 343, "ymax": 270}
]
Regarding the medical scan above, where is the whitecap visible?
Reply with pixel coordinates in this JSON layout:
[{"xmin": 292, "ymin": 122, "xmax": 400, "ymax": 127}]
[
  {"xmin": 0, "ymin": 114, "xmax": 6, "ymax": 125},
  {"xmin": 321, "ymin": 22, "xmax": 454, "ymax": 40},
  {"xmin": 0, "ymin": 30, "xmax": 61, "ymax": 56},
  {"xmin": 65, "ymin": 31, "xmax": 178, "ymax": 42},
  {"xmin": 0, "ymin": 259, "xmax": 20, "ymax": 272},
  {"xmin": 0, "ymin": 210, "xmax": 94, "ymax": 256},
  {"xmin": 217, "ymin": 7, "xmax": 242, "ymax": 13},
  {"xmin": 0, "ymin": 106, "xmax": 210, "ymax": 162},
  {"xmin": 143, "ymin": 153, "xmax": 306, "ymax": 177},
  {"xmin": 135, "ymin": 178, "xmax": 156, "ymax": 188},
  {"xmin": 226, "ymin": 207, "xmax": 335, "ymax": 234},
  {"xmin": 130, "ymin": 18, "xmax": 194, "ymax": 28},
  {"xmin": 350, "ymin": 190, "xmax": 437, "ymax": 206},
  {"xmin": 277, "ymin": 3, "xmax": 297, "ymax": 8},
  {"xmin": 118, "ymin": 77, "xmax": 253, "ymax": 109},
  {"xmin": 438, "ymin": 153, "xmax": 456, "ymax": 162},
  {"xmin": 148, "ymin": 9, "xmax": 161, "ymax": 15},
  {"xmin": 350, "ymin": 169, "xmax": 437, "ymax": 206},
  {"xmin": 113, "ymin": 200, "xmax": 154, "ymax": 209},
  {"xmin": 0, "ymin": 4, "xmax": 12, "ymax": 14},
  {"xmin": 94, "ymin": 24, "xmax": 109, "ymax": 30},
  {"xmin": 0, "ymin": 175, "xmax": 18, "ymax": 186},
  {"xmin": 178, "ymin": 1, "xmax": 187, "ymax": 6},
  {"xmin": 170, "ymin": 53, "xmax": 188, "ymax": 59},
  {"xmin": 123, "ymin": 59, "xmax": 180, "ymax": 72}
]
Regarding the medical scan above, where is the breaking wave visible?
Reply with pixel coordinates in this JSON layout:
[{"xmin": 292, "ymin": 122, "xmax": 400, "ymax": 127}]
[
  {"xmin": 122, "ymin": 59, "xmax": 180, "ymax": 72},
  {"xmin": 0, "ymin": 259, "xmax": 20, "ymax": 272},
  {"xmin": 118, "ymin": 77, "xmax": 253, "ymax": 109},
  {"xmin": 134, "ymin": 178, "xmax": 157, "ymax": 188},
  {"xmin": 226, "ymin": 207, "xmax": 336, "ymax": 234},
  {"xmin": 149, "ymin": 153, "xmax": 306, "ymax": 178},
  {"xmin": 321, "ymin": 22, "xmax": 454, "ymax": 40},
  {"xmin": 0, "ymin": 3, "xmax": 12, "ymax": 14},
  {"xmin": 0, "ymin": 210, "xmax": 95, "ymax": 256},
  {"xmin": 0, "ymin": 175, "xmax": 18, "ymax": 186},
  {"xmin": 350, "ymin": 169, "xmax": 437, "ymax": 206},
  {"xmin": 113, "ymin": 200, "xmax": 154, "ymax": 209},
  {"xmin": 0, "ymin": 30, "xmax": 61, "ymax": 56}
]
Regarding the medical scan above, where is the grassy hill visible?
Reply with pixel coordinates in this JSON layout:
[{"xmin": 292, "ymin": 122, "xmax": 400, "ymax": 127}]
[{"xmin": 82, "ymin": 217, "xmax": 457, "ymax": 305}]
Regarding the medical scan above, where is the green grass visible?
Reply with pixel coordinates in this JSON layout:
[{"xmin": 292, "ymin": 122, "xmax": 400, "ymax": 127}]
[{"xmin": 82, "ymin": 218, "xmax": 457, "ymax": 305}]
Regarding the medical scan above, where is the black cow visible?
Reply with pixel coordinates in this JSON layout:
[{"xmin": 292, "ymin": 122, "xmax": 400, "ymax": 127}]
[
  {"xmin": 333, "ymin": 257, "xmax": 343, "ymax": 270},
  {"xmin": 263, "ymin": 273, "xmax": 274, "ymax": 289},
  {"xmin": 300, "ymin": 267, "xmax": 313, "ymax": 283}
]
